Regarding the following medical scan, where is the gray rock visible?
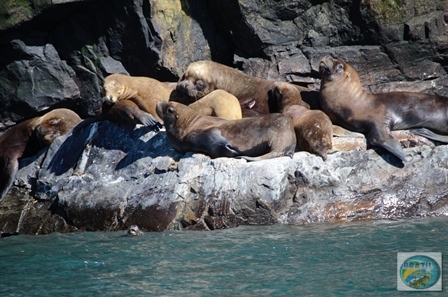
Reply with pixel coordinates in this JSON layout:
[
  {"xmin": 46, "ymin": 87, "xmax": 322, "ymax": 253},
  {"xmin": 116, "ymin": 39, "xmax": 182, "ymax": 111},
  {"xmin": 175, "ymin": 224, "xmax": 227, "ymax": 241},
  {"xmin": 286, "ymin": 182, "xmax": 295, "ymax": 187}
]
[{"xmin": 2, "ymin": 120, "xmax": 448, "ymax": 235}]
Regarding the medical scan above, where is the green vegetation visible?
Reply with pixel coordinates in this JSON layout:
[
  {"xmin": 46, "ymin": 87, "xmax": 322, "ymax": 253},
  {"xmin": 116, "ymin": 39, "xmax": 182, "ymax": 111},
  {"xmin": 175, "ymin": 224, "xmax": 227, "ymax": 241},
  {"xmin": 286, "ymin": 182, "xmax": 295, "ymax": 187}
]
[
  {"xmin": 362, "ymin": 0, "xmax": 407, "ymax": 25},
  {"xmin": 0, "ymin": 0, "xmax": 33, "ymax": 30},
  {"xmin": 0, "ymin": 0, "xmax": 51, "ymax": 30}
]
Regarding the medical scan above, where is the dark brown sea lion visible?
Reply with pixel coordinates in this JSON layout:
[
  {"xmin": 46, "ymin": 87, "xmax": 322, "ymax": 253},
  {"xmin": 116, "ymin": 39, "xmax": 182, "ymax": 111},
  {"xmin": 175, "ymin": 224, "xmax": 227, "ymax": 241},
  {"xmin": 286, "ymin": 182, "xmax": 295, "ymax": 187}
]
[
  {"xmin": 0, "ymin": 109, "xmax": 81, "ymax": 201},
  {"xmin": 176, "ymin": 60, "xmax": 309, "ymax": 117},
  {"xmin": 273, "ymin": 82, "xmax": 333, "ymax": 160},
  {"xmin": 156, "ymin": 101, "xmax": 296, "ymax": 161},
  {"xmin": 319, "ymin": 56, "xmax": 448, "ymax": 163},
  {"xmin": 188, "ymin": 90, "xmax": 242, "ymax": 120}
]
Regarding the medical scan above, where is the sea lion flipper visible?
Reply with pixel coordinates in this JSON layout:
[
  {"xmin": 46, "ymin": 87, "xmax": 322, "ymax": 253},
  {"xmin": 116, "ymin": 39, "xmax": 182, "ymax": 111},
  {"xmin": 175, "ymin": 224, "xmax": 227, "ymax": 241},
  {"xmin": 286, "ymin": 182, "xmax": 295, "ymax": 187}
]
[
  {"xmin": 106, "ymin": 102, "xmax": 162, "ymax": 131},
  {"xmin": 0, "ymin": 159, "xmax": 18, "ymax": 202},
  {"xmin": 367, "ymin": 126, "xmax": 408, "ymax": 162},
  {"xmin": 135, "ymin": 111, "xmax": 163, "ymax": 131},
  {"xmin": 187, "ymin": 128, "xmax": 239, "ymax": 158},
  {"xmin": 411, "ymin": 128, "xmax": 448, "ymax": 143},
  {"xmin": 376, "ymin": 138, "xmax": 407, "ymax": 162},
  {"xmin": 207, "ymin": 129, "xmax": 239, "ymax": 156}
]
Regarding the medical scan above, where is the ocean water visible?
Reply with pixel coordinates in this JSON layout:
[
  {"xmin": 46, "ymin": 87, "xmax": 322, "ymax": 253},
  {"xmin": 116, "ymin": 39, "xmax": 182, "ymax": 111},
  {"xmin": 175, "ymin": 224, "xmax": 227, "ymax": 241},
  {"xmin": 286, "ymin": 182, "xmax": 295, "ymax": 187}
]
[{"xmin": 1, "ymin": 217, "xmax": 447, "ymax": 297}]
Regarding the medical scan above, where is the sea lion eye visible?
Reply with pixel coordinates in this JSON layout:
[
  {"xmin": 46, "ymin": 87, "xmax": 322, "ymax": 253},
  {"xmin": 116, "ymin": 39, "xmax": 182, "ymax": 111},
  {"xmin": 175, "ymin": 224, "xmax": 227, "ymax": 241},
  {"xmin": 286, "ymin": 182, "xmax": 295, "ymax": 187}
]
[
  {"xmin": 195, "ymin": 80, "xmax": 206, "ymax": 91},
  {"xmin": 167, "ymin": 107, "xmax": 175, "ymax": 114},
  {"xmin": 335, "ymin": 63, "xmax": 344, "ymax": 72}
]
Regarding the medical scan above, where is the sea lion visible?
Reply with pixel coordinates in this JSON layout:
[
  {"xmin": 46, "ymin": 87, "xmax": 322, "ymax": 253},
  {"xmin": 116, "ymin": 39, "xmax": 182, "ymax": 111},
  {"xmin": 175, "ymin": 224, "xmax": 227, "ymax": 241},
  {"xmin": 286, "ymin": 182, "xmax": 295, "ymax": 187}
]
[
  {"xmin": 188, "ymin": 90, "xmax": 242, "ymax": 120},
  {"xmin": 156, "ymin": 101, "xmax": 296, "ymax": 161},
  {"xmin": 284, "ymin": 105, "xmax": 332, "ymax": 161},
  {"xmin": 176, "ymin": 60, "xmax": 309, "ymax": 117},
  {"xmin": 103, "ymin": 73, "xmax": 174, "ymax": 126},
  {"xmin": 273, "ymin": 82, "xmax": 333, "ymax": 160},
  {"xmin": 127, "ymin": 225, "xmax": 143, "ymax": 236},
  {"xmin": 0, "ymin": 109, "xmax": 81, "ymax": 201},
  {"xmin": 319, "ymin": 56, "xmax": 448, "ymax": 162},
  {"xmin": 272, "ymin": 82, "xmax": 311, "ymax": 111}
]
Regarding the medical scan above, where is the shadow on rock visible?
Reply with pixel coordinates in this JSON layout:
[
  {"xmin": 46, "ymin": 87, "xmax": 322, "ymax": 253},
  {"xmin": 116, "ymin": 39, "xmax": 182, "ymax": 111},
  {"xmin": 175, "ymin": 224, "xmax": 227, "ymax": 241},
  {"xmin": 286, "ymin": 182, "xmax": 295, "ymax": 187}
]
[
  {"xmin": 44, "ymin": 120, "xmax": 183, "ymax": 176},
  {"xmin": 114, "ymin": 131, "xmax": 183, "ymax": 170}
]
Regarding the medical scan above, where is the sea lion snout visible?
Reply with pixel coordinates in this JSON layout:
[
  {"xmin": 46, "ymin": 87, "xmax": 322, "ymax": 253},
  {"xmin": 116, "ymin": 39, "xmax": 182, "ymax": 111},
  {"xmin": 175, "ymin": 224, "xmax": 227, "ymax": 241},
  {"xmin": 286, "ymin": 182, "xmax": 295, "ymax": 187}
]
[
  {"xmin": 103, "ymin": 95, "xmax": 115, "ymax": 105},
  {"xmin": 319, "ymin": 56, "xmax": 335, "ymax": 77},
  {"xmin": 156, "ymin": 100, "xmax": 168, "ymax": 119},
  {"xmin": 176, "ymin": 80, "xmax": 194, "ymax": 96}
]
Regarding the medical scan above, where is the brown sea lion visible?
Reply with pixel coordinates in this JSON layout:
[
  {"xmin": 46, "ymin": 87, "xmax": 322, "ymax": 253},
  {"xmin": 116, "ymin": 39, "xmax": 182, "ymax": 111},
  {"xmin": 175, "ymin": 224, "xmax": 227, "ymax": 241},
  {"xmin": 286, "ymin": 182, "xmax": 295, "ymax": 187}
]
[
  {"xmin": 272, "ymin": 82, "xmax": 311, "ymax": 110},
  {"xmin": 102, "ymin": 73, "xmax": 174, "ymax": 126},
  {"xmin": 188, "ymin": 90, "xmax": 242, "ymax": 120},
  {"xmin": 273, "ymin": 82, "xmax": 333, "ymax": 160},
  {"xmin": 284, "ymin": 105, "xmax": 332, "ymax": 161},
  {"xmin": 319, "ymin": 56, "xmax": 448, "ymax": 163},
  {"xmin": 156, "ymin": 101, "xmax": 296, "ymax": 161},
  {"xmin": 176, "ymin": 60, "xmax": 309, "ymax": 117},
  {"xmin": 0, "ymin": 109, "xmax": 81, "ymax": 201}
]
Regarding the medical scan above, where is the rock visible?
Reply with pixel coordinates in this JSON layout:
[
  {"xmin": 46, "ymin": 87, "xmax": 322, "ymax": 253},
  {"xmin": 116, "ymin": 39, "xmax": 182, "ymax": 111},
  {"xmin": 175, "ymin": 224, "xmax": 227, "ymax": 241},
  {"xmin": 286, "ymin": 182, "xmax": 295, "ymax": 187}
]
[
  {"xmin": 0, "ymin": 41, "xmax": 80, "ymax": 122},
  {"xmin": 1, "ymin": 0, "xmax": 448, "ymax": 234},
  {"xmin": 1, "ymin": 120, "xmax": 448, "ymax": 235}
]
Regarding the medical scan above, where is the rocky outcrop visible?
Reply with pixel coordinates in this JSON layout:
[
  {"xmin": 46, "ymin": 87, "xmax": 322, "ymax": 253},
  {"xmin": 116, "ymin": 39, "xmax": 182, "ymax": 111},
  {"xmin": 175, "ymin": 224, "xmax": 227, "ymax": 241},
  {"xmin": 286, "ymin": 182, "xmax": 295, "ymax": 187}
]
[
  {"xmin": 1, "ymin": 0, "xmax": 448, "ymax": 234},
  {"xmin": 1, "ymin": 121, "xmax": 448, "ymax": 235}
]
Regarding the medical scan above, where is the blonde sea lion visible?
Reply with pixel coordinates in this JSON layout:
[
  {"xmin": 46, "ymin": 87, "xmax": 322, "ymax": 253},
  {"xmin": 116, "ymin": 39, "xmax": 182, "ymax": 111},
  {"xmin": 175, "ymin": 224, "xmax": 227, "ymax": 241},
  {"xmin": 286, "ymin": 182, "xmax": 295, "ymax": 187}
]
[
  {"xmin": 102, "ymin": 73, "xmax": 174, "ymax": 126},
  {"xmin": 0, "ymin": 109, "xmax": 81, "ymax": 201},
  {"xmin": 156, "ymin": 101, "xmax": 296, "ymax": 161},
  {"xmin": 319, "ymin": 56, "xmax": 448, "ymax": 163},
  {"xmin": 74, "ymin": 73, "xmax": 177, "ymax": 131},
  {"xmin": 188, "ymin": 90, "xmax": 242, "ymax": 119}
]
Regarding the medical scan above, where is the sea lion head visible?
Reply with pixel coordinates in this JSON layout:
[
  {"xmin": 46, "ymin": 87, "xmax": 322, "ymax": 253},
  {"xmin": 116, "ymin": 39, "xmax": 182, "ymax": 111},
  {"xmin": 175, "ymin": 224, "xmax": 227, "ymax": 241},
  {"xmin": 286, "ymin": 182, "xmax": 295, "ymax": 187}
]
[
  {"xmin": 35, "ymin": 118, "xmax": 64, "ymax": 147},
  {"xmin": 103, "ymin": 74, "xmax": 137, "ymax": 105},
  {"xmin": 34, "ymin": 109, "xmax": 81, "ymax": 147},
  {"xmin": 156, "ymin": 100, "xmax": 175, "ymax": 125},
  {"xmin": 156, "ymin": 100, "xmax": 182, "ymax": 127},
  {"xmin": 176, "ymin": 63, "xmax": 215, "ymax": 100},
  {"xmin": 319, "ymin": 56, "xmax": 361, "ymax": 85},
  {"xmin": 127, "ymin": 225, "xmax": 143, "ymax": 236},
  {"xmin": 156, "ymin": 100, "xmax": 196, "ymax": 131},
  {"xmin": 272, "ymin": 82, "xmax": 310, "ymax": 112}
]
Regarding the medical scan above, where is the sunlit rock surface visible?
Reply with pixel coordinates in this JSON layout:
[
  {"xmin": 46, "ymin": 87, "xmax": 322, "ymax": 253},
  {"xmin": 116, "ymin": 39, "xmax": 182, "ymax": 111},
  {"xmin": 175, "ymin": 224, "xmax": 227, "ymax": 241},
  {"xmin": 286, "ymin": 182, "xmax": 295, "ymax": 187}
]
[{"xmin": 1, "ymin": 121, "xmax": 447, "ymax": 235}]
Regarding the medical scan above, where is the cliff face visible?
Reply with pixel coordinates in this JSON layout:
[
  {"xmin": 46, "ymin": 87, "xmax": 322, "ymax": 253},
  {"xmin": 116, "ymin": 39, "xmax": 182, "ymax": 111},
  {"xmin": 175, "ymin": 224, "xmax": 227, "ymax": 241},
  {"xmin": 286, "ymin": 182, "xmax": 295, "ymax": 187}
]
[
  {"xmin": 1, "ymin": 0, "xmax": 448, "ymax": 235},
  {"xmin": 1, "ymin": 0, "xmax": 447, "ymax": 126}
]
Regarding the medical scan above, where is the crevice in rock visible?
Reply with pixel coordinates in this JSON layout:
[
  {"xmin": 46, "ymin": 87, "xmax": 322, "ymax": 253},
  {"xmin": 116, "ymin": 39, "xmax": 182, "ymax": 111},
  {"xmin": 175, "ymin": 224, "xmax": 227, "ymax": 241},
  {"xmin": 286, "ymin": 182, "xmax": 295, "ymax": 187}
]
[{"xmin": 48, "ymin": 198, "xmax": 77, "ymax": 228}]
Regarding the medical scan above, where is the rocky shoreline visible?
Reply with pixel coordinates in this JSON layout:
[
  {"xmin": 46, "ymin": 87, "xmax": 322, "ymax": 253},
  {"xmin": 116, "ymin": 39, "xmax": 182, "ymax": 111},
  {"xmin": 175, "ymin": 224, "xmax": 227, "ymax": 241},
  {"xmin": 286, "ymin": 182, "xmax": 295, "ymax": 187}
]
[
  {"xmin": 1, "ymin": 0, "xmax": 448, "ymax": 235},
  {"xmin": 1, "ymin": 120, "xmax": 447, "ymax": 236}
]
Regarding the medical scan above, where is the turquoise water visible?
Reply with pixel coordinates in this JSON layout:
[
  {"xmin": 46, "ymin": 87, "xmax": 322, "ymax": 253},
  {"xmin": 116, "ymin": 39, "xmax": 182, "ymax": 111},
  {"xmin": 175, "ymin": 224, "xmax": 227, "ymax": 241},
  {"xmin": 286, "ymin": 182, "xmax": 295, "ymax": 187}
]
[{"xmin": 1, "ymin": 217, "xmax": 447, "ymax": 296}]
